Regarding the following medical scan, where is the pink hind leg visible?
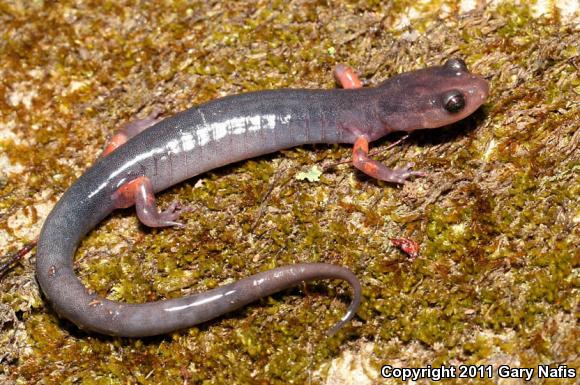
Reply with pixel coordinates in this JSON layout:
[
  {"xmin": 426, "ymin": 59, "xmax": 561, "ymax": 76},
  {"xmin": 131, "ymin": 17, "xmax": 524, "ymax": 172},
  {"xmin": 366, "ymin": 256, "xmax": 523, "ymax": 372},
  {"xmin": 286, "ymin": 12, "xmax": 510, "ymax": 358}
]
[
  {"xmin": 105, "ymin": 110, "xmax": 188, "ymax": 228},
  {"xmin": 111, "ymin": 176, "xmax": 186, "ymax": 228},
  {"xmin": 102, "ymin": 108, "xmax": 163, "ymax": 157}
]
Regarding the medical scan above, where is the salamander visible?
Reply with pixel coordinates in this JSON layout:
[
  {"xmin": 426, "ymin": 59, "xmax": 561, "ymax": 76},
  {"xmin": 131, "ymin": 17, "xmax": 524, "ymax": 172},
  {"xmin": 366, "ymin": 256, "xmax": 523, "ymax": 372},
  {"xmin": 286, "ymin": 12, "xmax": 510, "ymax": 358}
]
[{"xmin": 36, "ymin": 58, "xmax": 489, "ymax": 337}]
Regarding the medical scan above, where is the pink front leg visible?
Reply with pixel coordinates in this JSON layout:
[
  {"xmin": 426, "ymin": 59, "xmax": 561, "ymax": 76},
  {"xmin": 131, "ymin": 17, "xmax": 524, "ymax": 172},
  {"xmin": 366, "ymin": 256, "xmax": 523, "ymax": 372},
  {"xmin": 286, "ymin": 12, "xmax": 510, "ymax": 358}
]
[{"xmin": 334, "ymin": 64, "xmax": 426, "ymax": 184}]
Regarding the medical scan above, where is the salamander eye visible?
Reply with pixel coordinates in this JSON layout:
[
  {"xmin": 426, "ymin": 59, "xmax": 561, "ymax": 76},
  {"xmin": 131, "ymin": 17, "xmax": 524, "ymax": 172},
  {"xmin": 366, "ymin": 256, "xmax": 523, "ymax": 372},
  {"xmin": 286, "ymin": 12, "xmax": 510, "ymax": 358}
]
[
  {"xmin": 445, "ymin": 58, "xmax": 468, "ymax": 71},
  {"xmin": 443, "ymin": 90, "xmax": 465, "ymax": 113}
]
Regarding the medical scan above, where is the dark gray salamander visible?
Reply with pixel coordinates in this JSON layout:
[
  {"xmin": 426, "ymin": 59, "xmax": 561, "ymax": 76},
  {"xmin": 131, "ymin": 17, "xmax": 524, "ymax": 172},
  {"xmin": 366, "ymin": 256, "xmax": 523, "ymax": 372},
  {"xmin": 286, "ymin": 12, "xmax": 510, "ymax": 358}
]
[{"xmin": 36, "ymin": 59, "xmax": 489, "ymax": 337}]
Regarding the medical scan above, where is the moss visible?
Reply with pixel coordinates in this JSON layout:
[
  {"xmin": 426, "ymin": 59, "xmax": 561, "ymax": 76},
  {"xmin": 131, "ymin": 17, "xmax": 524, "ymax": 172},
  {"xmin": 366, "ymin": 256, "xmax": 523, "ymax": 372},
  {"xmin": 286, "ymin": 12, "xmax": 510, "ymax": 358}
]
[{"xmin": 1, "ymin": 0, "xmax": 578, "ymax": 384}]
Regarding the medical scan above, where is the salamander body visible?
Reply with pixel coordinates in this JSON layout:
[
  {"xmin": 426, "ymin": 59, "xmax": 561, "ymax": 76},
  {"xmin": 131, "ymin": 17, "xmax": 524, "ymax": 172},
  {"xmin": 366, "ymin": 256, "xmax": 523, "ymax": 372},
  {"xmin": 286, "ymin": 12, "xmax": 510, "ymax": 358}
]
[{"xmin": 36, "ymin": 59, "xmax": 488, "ymax": 337}]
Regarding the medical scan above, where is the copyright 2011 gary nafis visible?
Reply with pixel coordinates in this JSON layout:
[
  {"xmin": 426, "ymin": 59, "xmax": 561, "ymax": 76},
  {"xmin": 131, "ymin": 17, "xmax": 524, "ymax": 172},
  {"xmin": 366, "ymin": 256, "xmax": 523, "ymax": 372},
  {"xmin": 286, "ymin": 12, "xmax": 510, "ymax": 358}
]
[{"xmin": 381, "ymin": 364, "xmax": 576, "ymax": 381}]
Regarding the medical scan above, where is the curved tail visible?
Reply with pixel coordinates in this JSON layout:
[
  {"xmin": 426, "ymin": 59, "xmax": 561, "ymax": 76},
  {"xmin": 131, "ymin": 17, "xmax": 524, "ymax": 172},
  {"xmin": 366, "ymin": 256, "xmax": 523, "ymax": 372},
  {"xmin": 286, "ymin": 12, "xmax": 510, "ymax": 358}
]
[
  {"xmin": 36, "ymin": 181, "xmax": 360, "ymax": 337},
  {"xmin": 38, "ymin": 255, "xmax": 361, "ymax": 337}
]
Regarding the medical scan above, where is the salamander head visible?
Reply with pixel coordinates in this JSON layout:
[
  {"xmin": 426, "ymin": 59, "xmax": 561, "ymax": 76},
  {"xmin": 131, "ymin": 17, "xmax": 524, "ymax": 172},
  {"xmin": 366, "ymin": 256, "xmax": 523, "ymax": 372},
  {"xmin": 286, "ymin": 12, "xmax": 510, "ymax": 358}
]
[{"xmin": 377, "ymin": 58, "xmax": 489, "ymax": 132}]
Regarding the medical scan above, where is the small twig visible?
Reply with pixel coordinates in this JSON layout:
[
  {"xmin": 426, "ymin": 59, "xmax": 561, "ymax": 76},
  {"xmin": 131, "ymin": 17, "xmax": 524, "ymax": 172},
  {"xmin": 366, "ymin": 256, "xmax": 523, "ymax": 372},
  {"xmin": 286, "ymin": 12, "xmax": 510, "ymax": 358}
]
[
  {"xmin": 0, "ymin": 239, "xmax": 37, "ymax": 278},
  {"xmin": 421, "ymin": 176, "xmax": 470, "ymax": 209},
  {"xmin": 250, "ymin": 163, "xmax": 287, "ymax": 232}
]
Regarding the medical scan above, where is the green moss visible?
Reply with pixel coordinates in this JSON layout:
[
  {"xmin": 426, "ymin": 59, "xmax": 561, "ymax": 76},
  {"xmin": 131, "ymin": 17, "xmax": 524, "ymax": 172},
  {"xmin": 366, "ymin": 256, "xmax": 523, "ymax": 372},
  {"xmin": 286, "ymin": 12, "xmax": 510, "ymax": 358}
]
[{"xmin": 1, "ymin": 0, "xmax": 578, "ymax": 384}]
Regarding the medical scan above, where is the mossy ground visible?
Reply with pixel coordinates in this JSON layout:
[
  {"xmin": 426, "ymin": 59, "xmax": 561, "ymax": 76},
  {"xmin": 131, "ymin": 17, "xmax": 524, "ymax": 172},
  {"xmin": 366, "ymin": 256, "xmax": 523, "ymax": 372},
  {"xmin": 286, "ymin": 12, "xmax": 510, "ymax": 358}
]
[{"xmin": 0, "ymin": 1, "xmax": 578, "ymax": 384}]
